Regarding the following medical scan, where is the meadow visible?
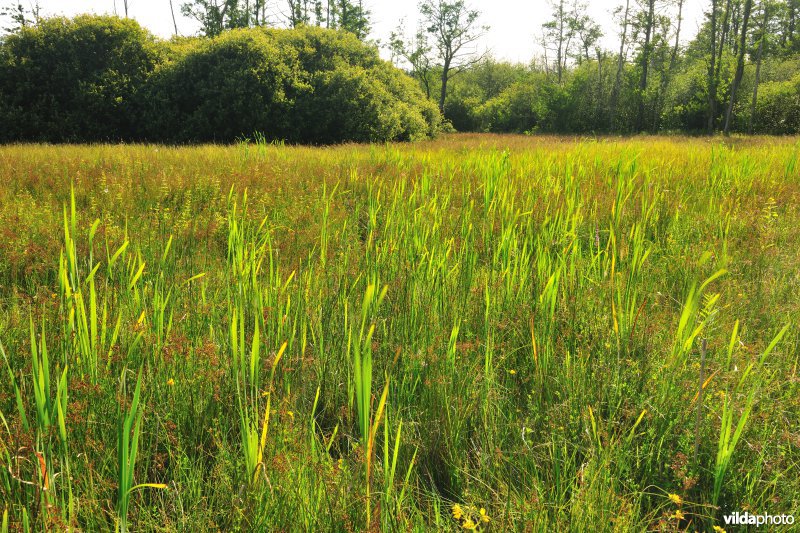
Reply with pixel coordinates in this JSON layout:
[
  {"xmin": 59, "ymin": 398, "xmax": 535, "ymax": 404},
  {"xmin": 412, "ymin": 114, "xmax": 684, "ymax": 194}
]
[{"xmin": 0, "ymin": 134, "xmax": 799, "ymax": 531}]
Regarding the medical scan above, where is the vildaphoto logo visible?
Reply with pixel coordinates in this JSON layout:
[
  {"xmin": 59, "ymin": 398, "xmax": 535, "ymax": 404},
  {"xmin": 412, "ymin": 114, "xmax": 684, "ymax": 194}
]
[{"xmin": 723, "ymin": 511, "xmax": 795, "ymax": 527}]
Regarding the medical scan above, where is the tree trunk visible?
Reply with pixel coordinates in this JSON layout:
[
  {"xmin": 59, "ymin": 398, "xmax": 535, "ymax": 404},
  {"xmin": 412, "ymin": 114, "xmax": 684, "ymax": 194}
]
[
  {"xmin": 596, "ymin": 49, "xmax": 604, "ymax": 130},
  {"xmin": 557, "ymin": 0, "xmax": 565, "ymax": 84},
  {"xmin": 169, "ymin": 0, "xmax": 179, "ymax": 35},
  {"xmin": 654, "ymin": 0, "xmax": 683, "ymax": 132},
  {"xmin": 439, "ymin": 57, "xmax": 451, "ymax": 113},
  {"xmin": 637, "ymin": 0, "xmax": 655, "ymax": 132},
  {"xmin": 610, "ymin": 0, "xmax": 631, "ymax": 130},
  {"xmin": 724, "ymin": 0, "xmax": 752, "ymax": 135},
  {"xmin": 713, "ymin": 0, "xmax": 732, "ymax": 107},
  {"xmin": 707, "ymin": 0, "xmax": 718, "ymax": 134},
  {"xmin": 749, "ymin": 5, "xmax": 768, "ymax": 133},
  {"xmin": 716, "ymin": 0, "xmax": 732, "ymax": 78}
]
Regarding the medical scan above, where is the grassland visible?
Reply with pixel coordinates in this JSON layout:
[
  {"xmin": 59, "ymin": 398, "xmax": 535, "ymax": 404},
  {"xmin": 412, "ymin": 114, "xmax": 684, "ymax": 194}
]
[{"xmin": 0, "ymin": 134, "xmax": 799, "ymax": 531}]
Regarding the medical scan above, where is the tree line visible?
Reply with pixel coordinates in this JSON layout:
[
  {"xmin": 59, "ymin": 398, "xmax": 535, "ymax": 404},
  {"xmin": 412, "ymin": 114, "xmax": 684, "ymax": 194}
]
[
  {"xmin": 1, "ymin": 0, "xmax": 799, "ymax": 139},
  {"xmin": 389, "ymin": 0, "xmax": 800, "ymax": 134}
]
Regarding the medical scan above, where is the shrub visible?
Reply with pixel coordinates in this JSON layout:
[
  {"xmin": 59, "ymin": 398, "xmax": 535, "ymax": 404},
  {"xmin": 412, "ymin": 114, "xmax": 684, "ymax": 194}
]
[
  {"xmin": 145, "ymin": 26, "xmax": 438, "ymax": 144},
  {"xmin": 270, "ymin": 26, "xmax": 438, "ymax": 143},
  {"xmin": 0, "ymin": 18, "xmax": 440, "ymax": 144},
  {"xmin": 477, "ymin": 74, "xmax": 551, "ymax": 133},
  {"xmin": 752, "ymin": 73, "xmax": 800, "ymax": 134},
  {"xmin": 0, "ymin": 15, "xmax": 161, "ymax": 142},
  {"xmin": 140, "ymin": 29, "xmax": 304, "ymax": 143}
]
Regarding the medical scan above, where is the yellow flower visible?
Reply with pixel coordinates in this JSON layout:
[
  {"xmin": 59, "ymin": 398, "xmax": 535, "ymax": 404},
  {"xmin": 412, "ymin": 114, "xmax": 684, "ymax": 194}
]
[
  {"xmin": 668, "ymin": 493, "xmax": 682, "ymax": 505},
  {"xmin": 479, "ymin": 507, "xmax": 490, "ymax": 523},
  {"xmin": 461, "ymin": 518, "xmax": 477, "ymax": 530},
  {"xmin": 674, "ymin": 510, "xmax": 685, "ymax": 520},
  {"xmin": 509, "ymin": 369, "xmax": 517, "ymax": 375},
  {"xmin": 166, "ymin": 378, "xmax": 175, "ymax": 387},
  {"xmin": 713, "ymin": 526, "xmax": 726, "ymax": 533},
  {"xmin": 452, "ymin": 504, "xmax": 463, "ymax": 520}
]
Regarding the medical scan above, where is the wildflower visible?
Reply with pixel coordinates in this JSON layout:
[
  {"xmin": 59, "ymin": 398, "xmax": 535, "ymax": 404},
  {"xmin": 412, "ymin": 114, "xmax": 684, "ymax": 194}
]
[
  {"xmin": 166, "ymin": 378, "xmax": 175, "ymax": 387},
  {"xmin": 509, "ymin": 369, "xmax": 516, "ymax": 375},
  {"xmin": 674, "ymin": 510, "xmax": 685, "ymax": 520},
  {"xmin": 668, "ymin": 493, "xmax": 682, "ymax": 505},
  {"xmin": 479, "ymin": 507, "xmax": 490, "ymax": 523},
  {"xmin": 452, "ymin": 504, "xmax": 463, "ymax": 520},
  {"xmin": 713, "ymin": 526, "xmax": 726, "ymax": 533},
  {"xmin": 461, "ymin": 518, "xmax": 477, "ymax": 530}
]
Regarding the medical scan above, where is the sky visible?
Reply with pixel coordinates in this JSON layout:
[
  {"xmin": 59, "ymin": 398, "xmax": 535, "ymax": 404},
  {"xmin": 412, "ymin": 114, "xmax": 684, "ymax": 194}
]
[{"xmin": 27, "ymin": 0, "xmax": 708, "ymax": 63}]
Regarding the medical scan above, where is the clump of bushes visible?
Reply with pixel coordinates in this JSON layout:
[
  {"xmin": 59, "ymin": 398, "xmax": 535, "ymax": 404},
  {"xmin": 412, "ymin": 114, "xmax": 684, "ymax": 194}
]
[
  {"xmin": 0, "ymin": 15, "xmax": 162, "ymax": 142},
  {"xmin": 752, "ymin": 73, "xmax": 800, "ymax": 134},
  {"xmin": 140, "ymin": 29, "xmax": 302, "ymax": 143},
  {"xmin": 0, "ymin": 17, "xmax": 440, "ymax": 144}
]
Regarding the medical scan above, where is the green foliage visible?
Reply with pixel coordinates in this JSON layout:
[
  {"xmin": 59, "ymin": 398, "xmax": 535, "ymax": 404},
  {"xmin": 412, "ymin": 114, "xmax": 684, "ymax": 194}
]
[
  {"xmin": 441, "ymin": 58, "xmax": 528, "ymax": 131},
  {"xmin": 298, "ymin": 63, "xmax": 438, "ymax": 143},
  {"xmin": 141, "ymin": 29, "xmax": 302, "ymax": 143},
  {"xmin": 753, "ymin": 72, "xmax": 800, "ymax": 133},
  {"xmin": 271, "ymin": 24, "xmax": 381, "ymax": 73},
  {"xmin": 0, "ymin": 15, "xmax": 162, "ymax": 142},
  {"xmin": 477, "ymin": 76, "xmax": 551, "ymax": 133},
  {"xmin": 660, "ymin": 58, "xmax": 712, "ymax": 132},
  {"xmin": 0, "ymin": 17, "xmax": 439, "ymax": 144},
  {"xmin": 181, "ymin": 0, "xmax": 253, "ymax": 37}
]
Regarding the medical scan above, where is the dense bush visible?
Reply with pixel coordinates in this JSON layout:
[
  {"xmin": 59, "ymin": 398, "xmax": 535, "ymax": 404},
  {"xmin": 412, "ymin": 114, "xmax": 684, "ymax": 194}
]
[
  {"xmin": 753, "ymin": 73, "xmax": 800, "ymax": 134},
  {"xmin": 441, "ymin": 59, "xmax": 529, "ymax": 131},
  {"xmin": 271, "ymin": 26, "xmax": 439, "ymax": 143},
  {"xmin": 659, "ymin": 60, "xmax": 710, "ymax": 133},
  {"xmin": 0, "ymin": 15, "xmax": 162, "ymax": 142},
  {"xmin": 477, "ymin": 77, "xmax": 550, "ymax": 133},
  {"xmin": 0, "ymin": 17, "xmax": 440, "ymax": 144},
  {"xmin": 140, "ymin": 29, "xmax": 304, "ymax": 142}
]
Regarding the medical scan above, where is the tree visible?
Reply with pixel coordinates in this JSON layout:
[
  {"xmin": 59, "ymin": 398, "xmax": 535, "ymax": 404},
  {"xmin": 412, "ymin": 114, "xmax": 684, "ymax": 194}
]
[
  {"xmin": 542, "ymin": 0, "xmax": 577, "ymax": 83},
  {"xmin": 286, "ymin": 0, "xmax": 311, "ymax": 27},
  {"xmin": 707, "ymin": 0, "xmax": 719, "ymax": 133},
  {"xmin": 0, "ymin": 1, "xmax": 40, "ymax": 33},
  {"xmin": 712, "ymin": 0, "xmax": 732, "ymax": 105},
  {"xmin": 181, "ymin": 0, "xmax": 250, "ymax": 36},
  {"xmin": 169, "ymin": 0, "xmax": 180, "ymax": 36},
  {"xmin": 610, "ymin": 0, "xmax": 631, "ymax": 128},
  {"xmin": 574, "ymin": 10, "xmax": 602, "ymax": 64},
  {"xmin": 328, "ymin": 0, "xmax": 370, "ymax": 39},
  {"xmin": 723, "ymin": 0, "xmax": 752, "ymax": 134},
  {"xmin": 389, "ymin": 22, "xmax": 434, "ymax": 98},
  {"xmin": 418, "ymin": 0, "xmax": 487, "ymax": 113},
  {"xmin": 653, "ymin": 0, "xmax": 683, "ymax": 131},
  {"xmin": 634, "ymin": 0, "xmax": 657, "ymax": 131},
  {"xmin": 749, "ymin": 1, "xmax": 770, "ymax": 132},
  {"xmin": 784, "ymin": 0, "xmax": 799, "ymax": 53}
]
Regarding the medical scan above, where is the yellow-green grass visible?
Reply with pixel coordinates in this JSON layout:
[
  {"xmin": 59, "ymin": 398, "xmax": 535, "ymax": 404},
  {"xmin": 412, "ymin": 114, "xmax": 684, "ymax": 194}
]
[{"xmin": 0, "ymin": 134, "xmax": 799, "ymax": 531}]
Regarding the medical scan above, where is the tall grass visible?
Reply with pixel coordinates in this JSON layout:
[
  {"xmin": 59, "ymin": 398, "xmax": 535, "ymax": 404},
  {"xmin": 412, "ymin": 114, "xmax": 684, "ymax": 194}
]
[{"xmin": 0, "ymin": 135, "xmax": 798, "ymax": 530}]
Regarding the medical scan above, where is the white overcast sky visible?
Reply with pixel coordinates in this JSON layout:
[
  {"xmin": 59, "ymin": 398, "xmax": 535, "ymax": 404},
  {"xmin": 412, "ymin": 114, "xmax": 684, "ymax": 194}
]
[{"xmin": 28, "ymin": 1, "xmax": 707, "ymax": 63}]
